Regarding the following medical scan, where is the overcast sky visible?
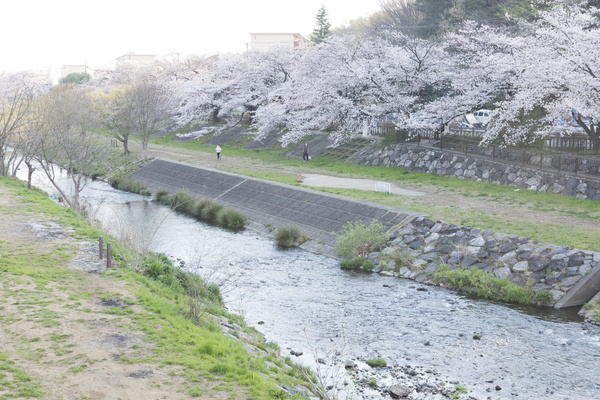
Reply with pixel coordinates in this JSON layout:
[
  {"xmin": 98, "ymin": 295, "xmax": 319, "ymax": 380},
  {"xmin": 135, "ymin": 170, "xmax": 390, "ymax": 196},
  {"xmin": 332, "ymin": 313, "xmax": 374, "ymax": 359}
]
[{"xmin": 3, "ymin": 0, "xmax": 381, "ymax": 78}]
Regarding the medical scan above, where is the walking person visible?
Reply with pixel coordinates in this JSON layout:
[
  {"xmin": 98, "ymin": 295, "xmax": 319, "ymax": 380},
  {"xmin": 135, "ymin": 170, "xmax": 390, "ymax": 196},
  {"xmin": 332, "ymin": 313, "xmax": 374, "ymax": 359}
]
[
  {"xmin": 216, "ymin": 144, "xmax": 221, "ymax": 160},
  {"xmin": 302, "ymin": 142, "xmax": 310, "ymax": 162}
]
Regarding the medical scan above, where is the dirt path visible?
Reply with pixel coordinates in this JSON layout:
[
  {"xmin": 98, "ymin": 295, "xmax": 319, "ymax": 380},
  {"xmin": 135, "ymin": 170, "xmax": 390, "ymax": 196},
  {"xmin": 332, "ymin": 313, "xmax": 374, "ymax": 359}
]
[
  {"xmin": 0, "ymin": 184, "xmax": 230, "ymax": 400},
  {"xmin": 141, "ymin": 143, "xmax": 600, "ymax": 243}
]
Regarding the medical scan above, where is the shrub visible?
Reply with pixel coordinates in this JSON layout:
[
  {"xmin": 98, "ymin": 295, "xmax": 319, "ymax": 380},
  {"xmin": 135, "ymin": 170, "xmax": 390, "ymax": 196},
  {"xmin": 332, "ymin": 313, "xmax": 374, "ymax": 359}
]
[
  {"xmin": 336, "ymin": 220, "xmax": 389, "ymax": 258},
  {"xmin": 108, "ymin": 173, "xmax": 151, "ymax": 196},
  {"xmin": 340, "ymin": 257, "xmax": 375, "ymax": 271},
  {"xmin": 274, "ymin": 225, "xmax": 306, "ymax": 248},
  {"xmin": 391, "ymin": 249, "xmax": 415, "ymax": 271},
  {"xmin": 365, "ymin": 357, "xmax": 387, "ymax": 368},
  {"xmin": 201, "ymin": 202, "xmax": 224, "ymax": 223},
  {"xmin": 433, "ymin": 265, "xmax": 551, "ymax": 306},
  {"xmin": 191, "ymin": 198, "xmax": 213, "ymax": 220},
  {"xmin": 170, "ymin": 190, "xmax": 196, "ymax": 213},
  {"xmin": 216, "ymin": 209, "xmax": 247, "ymax": 231},
  {"xmin": 155, "ymin": 188, "xmax": 170, "ymax": 203}
]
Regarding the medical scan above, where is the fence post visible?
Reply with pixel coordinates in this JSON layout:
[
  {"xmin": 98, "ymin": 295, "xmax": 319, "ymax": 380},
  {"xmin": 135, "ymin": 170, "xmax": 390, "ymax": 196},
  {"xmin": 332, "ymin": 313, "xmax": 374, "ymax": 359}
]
[
  {"xmin": 106, "ymin": 243, "xmax": 112, "ymax": 268},
  {"xmin": 522, "ymin": 149, "xmax": 526, "ymax": 166},
  {"xmin": 540, "ymin": 153, "xmax": 543, "ymax": 170},
  {"xmin": 558, "ymin": 148, "xmax": 562, "ymax": 173},
  {"xmin": 98, "ymin": 236, "xmax": 103, "ymax": 260},
  {"xmin": 575, "ymin": 156, "xmax": 579, "ymax": 175}
]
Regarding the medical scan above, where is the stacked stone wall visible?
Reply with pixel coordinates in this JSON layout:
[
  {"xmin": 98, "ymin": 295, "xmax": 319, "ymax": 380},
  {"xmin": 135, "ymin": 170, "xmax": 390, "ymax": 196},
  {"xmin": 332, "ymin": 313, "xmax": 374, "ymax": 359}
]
[
  {"xmin": 354, "ymin": 144, "xmax": 600, "ymax": 199},
  {"xmin": 368, "ymin": 217, "xmax": 600, "ymax": 306}
]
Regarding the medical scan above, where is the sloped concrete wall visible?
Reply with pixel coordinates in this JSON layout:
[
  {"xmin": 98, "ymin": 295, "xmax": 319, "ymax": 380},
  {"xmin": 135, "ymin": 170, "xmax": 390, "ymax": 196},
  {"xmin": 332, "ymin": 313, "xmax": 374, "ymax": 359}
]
[{"xmin": 130, "ymin": 159, "xmax": 419, "ymax": 258}]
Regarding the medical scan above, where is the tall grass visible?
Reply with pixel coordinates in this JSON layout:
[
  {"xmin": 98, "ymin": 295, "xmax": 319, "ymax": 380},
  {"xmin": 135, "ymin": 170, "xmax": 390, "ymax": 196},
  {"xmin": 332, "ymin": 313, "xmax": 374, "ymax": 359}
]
[
  {"xmin": 154, "ymin": 188, "xmax": 247, "ymax": 231},
  {"xmin": 433, "ymin": 265, "xmax": 554, "ymax": 305}
]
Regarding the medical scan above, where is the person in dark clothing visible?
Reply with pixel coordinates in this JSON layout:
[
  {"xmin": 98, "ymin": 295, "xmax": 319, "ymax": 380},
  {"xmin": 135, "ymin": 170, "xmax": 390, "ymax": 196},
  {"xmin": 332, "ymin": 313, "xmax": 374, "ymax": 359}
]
[
  {"xmin": 434, "ymin": 123, "xmax": 445, "ymax": 140},
  {"xmin": 303, "ymin": 143, "xmax": 310, "ymax": 162}
]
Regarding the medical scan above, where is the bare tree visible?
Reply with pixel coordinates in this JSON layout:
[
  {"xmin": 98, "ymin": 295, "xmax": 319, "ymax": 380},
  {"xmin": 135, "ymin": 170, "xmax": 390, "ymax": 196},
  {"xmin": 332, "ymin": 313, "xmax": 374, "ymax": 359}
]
[
  {"xmin": 128, "ymin": 77, "xmax": 172, "ymax": 153},
  {"xmin": 34, "ymin": 84, "xmax": 113, "ymax": 212},
  {"xmin": 92, "ymin": 64, "xmax": 172, "ymax": 156},
  {"xmin": 0, "ymin": 71, "xmax": 50, "ymax": 176},
  {"xmin": 97, "ymin": 86, "xmax": 136, "ymax": 155}
]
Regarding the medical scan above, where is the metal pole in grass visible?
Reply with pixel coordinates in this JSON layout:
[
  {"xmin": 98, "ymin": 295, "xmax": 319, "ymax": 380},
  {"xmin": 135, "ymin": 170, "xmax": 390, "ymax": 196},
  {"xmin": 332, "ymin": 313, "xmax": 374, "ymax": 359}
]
[
  {"xmin": 106, "ymin": 243, "xmax": 112, "ymax": 268},
  {"xmin": 99, "ymin": 236, "xmax": 103, "ymax": 260}
]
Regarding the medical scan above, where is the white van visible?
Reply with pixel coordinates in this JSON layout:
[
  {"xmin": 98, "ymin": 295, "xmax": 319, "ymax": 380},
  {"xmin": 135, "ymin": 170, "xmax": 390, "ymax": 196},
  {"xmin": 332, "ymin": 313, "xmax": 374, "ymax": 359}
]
[{"xmin": 472, "ymin": 109, "xmax": 493, "ymax": 126}]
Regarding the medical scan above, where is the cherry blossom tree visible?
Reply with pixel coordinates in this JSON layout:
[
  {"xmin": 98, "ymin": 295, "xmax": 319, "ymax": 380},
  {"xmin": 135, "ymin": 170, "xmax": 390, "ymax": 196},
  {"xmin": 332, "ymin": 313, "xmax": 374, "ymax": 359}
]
[
  {"xmin": 487, "ymin": 2, "xmax": 600, "ymax": 148},
  {"xmin": 172, "ymin": 48, "xmax": 298, "ymax": 128},
  {"xmin": 416, "ymin": 2, "xmax": 599, "ymax": 148},
  {"xmin": 254, "ymin": 33, "xmax": 443, "ymax": 146},
  {"xmin": 420, "ymin": 20, "xmax": 525, "ymax": 127}
]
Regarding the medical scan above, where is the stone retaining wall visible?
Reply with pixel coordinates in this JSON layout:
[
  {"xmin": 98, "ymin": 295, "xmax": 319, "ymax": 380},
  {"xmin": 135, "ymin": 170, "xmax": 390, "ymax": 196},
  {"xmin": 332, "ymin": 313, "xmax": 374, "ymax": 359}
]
[
  {"xmin": 354, "ymin": 144, "xmax": 600, "ymax": 199},
  {"xmin": 367, "ymin": 217, "xmax": 600, "ymax": 306},
  {"xmin": 440, "ymin": 140, "xmax": 600, "ymax": 176}
]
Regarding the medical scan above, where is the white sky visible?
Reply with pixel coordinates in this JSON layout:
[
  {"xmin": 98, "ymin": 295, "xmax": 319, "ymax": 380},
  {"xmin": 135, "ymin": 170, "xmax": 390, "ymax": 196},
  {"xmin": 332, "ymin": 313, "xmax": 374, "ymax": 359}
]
[{"xmin": 3, "ymin": 0, "xmax": 381, "ymax": 79}]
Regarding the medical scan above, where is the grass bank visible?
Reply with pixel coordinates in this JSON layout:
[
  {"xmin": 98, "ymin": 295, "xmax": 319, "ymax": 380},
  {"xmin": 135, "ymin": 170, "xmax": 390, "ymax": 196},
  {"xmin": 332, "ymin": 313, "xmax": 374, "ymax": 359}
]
[{"xmin": 0, "ymin": 176, "xmax": 315, "ymax": 399}]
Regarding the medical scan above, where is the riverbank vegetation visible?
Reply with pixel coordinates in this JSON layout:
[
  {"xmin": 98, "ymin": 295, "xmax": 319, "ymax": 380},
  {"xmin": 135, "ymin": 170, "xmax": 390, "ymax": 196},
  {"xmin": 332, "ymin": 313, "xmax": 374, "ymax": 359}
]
[
  {"xmin": 433, "ymin": 265, "xmax": 554, "ymax": 306},
  {"xmin": 0, "ymin": 175, "xmax": 316, "ymax": 398},
  {"xmin": 154, "ymin": 188, "xmax": 247, "ymax": 231},
  {"xmin": 274, "ymin": 224, "xmax": 308, "ymax": 248}
]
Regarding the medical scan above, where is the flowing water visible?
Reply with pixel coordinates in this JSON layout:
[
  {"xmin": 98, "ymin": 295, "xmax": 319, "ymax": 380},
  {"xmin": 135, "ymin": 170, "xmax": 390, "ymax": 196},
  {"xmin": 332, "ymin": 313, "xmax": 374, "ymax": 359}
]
[{"xmin": 16, "ymin": 167, "xmax": 600, "ymax": 400}]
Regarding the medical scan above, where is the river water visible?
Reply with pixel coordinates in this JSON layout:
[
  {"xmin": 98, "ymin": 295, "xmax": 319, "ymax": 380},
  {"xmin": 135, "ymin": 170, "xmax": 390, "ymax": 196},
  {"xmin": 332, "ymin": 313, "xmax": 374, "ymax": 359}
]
[{"xmin": 17, "ymin": 167, "xmax": 600, "ymax": 400}]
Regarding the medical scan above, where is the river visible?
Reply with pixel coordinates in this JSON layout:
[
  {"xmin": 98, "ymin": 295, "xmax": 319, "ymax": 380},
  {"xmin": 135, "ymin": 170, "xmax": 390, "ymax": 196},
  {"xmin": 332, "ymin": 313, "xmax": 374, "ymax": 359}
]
[{"xmin": 17, "ymin": 166, "xmax": 600, "ymax": 400}]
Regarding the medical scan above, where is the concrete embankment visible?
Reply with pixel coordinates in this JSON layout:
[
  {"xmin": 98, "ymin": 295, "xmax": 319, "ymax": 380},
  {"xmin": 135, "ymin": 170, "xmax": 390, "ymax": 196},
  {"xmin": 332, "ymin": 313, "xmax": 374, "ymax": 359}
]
[{"xmin": 130, "ymin": 159, "xmax": 419, "ymax": 257}]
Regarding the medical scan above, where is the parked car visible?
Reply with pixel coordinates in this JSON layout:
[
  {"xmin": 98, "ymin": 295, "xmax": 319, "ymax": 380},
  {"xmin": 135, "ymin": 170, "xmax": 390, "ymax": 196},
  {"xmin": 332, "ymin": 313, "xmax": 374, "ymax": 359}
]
[{"xmin": 472, "ymin": 109, "xmax": 493, "ymax": 126}]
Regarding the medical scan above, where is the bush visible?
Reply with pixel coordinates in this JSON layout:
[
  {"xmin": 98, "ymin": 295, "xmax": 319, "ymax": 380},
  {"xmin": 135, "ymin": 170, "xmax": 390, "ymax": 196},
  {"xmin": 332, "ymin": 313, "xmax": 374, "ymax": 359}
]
[
  {"xmin": 216, "ymin": 209, "xmax": 247, "ymax": 231},
  {"xmin": 155, "ymin": 188, "xmax": 170, "ymax": 203},
  {"xmin": 153, "ymin": 189, "xmax": 247, "ymax": 231},
  {"xmin": 365, "ymin": 358, "xmax": 387, "ymax": 368},
  {"xmin": 108, "ymin": 173, "xmax": 151, "ymax": 196},
  {"xmin": 391, "ymin": 249, "xmax": 416, "ymax": 272},
  {"xmin": 336, "ymin": 220, "xmax": 389, "ymax": 258},
  {"xmin": 274, "ymin": 225, "xmax": 306, "ymax": 248},
  {"xmin": 340, "ymin": 257, "xmax": 375, "ymax": 271},
  {"xmin": 170, "ymin": 190, "xmax": 196, "ymax": 213},
  {"xmin": 433, "ymin": 265, "xmax": 551, "ymax": 306},
  {"xmin": 191, "ymin": 198, "xmax": 213, "ymax": 220},
  {"xmin": 201, "ymin": 202, "xmax": 224, "ymax": 223}
]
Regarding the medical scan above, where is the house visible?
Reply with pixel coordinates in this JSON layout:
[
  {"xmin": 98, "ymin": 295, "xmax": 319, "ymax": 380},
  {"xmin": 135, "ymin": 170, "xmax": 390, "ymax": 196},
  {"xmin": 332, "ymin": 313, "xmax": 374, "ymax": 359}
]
[
  {"xmin": 248, "ymin": 33, "xmax": 311, "ymax": 51},
  {"xmin": 61, "ymin": 64, "xmax": 94, "ymax": 78}
]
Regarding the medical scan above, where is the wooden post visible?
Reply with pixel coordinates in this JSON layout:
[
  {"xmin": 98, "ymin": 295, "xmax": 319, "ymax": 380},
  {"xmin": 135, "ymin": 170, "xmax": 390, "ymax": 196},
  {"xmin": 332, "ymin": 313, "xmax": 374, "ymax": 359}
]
[
  {"xmin": 106, "ymin": 243, "xmax": 112, "ymax": 268},
  {"xmin": 99, "ymin": 236, "xmax": 103, "ymax": 260}
]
